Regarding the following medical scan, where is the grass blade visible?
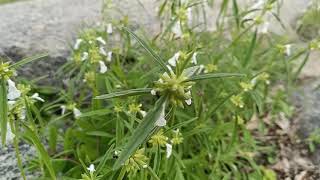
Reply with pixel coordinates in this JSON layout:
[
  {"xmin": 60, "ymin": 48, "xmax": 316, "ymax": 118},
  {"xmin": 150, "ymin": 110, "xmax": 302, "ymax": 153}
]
[
  {"xmin": 122, "ymin": 27, "xmax": 169, "ymax": 72},
  {"xmin": 95, "ymin": 88, "xmax": 152, "ymax": 100},
  {"xmin": 243, "ymin": 29, "xmax": 257, "ymax": 67},
  {"xmin": 9, "ymin": 53, "xmax": 48, "ymax": 69},
  {"xmin": 22, "ymin": 123, "xmax": 56, "ymax": 180},
  {"xmin": 186, "ymin": 73, "xmax": 245, "ymax": 82},
  {"xmin": 113, "ymin": 96, "xmax": 167, "ymax": 170},
  {"xmin": 0, "ymin": 79, "xmax": 8, "ymax": 145}
]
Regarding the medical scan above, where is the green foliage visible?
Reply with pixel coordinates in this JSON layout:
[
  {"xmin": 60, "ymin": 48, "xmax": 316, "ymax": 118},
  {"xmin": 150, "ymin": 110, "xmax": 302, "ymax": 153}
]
[{"xmin": 1, "ymin": 0, "xmax": 318, "ymax": 179}]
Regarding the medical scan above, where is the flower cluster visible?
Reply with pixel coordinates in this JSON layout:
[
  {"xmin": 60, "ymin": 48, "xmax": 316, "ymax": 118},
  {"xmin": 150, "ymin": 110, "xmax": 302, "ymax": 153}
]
[
  {"xmin": 72, "ymin": 25, "xmax": 114, "ymax": 83},
  {"xmin": 124, "ymin": 148, "xmax": 149, "ymax": 174},
  {"xmin": 148, "ymin": 129, "xmax": 183, "ymax": 159},
  {"xmin": 0, "ymin": 62, "xmax": 15, "ymax": 80}
]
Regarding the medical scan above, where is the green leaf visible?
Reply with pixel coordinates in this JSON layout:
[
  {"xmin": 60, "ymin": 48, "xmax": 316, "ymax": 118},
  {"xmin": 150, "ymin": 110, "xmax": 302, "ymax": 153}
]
[
  {"xmin": 78, "ymin": 109, "xmax": 111, "ymax": 118},
  {"xmin": 113, "ymin": 95, "xmax": 167, "ymax": 170},
  {"xmin": 95, "ymin": 88, "xmax": 152, "ymax": 100},
  {"xmin": 122, "ymin": 27, "xmax": 169, "ymax": 72},
  {"xmin": 86, "ymin": 131, "xmax": 113, "ymax": 138},
  {"xmin": 243, "ymin": 29, "xmax": 257, "ymax": 67},
  {"xmin": 96, "ymin": 144, "xmax": 115, "ymax": 174},
  {"xmin": 22, "ymin": 123, "xmax": 56, "ymax": 180},
  {"xmin": 186, "ymin": 73, "xmax": 245, "ymax": 82},
  {"xmin": 0, "ymin": 79, "xmax": 8, "ymax": 145},
  {"xmin": 9, "ymin": 53, "xmax": 48, "ymax": 69}
]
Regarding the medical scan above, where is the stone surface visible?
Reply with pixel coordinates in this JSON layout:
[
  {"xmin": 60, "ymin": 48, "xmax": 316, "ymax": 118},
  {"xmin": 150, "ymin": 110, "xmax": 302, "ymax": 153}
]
[
  {"xmin": 0, "ymin": 0, "xmax": 103, "ymax": 81},
  {"xmin": 293, "ymin": 79, "xmax": 320, "ymax": 165},
  {"xmin": 0, "ymin": 144, "xmax": 38, "ymax": 180}
]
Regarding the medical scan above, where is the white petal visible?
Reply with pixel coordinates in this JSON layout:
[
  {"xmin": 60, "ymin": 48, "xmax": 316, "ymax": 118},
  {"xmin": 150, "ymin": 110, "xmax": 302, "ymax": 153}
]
[
  {"xmin": 185, "ymin": 98, "xmax": 192, "ymax": 105},
  {"xmin": 151, "ymin": 89, "xmax": 157, "ymax": 96},
  {"xmin": 99, "ymin": 61, "xmax": 108, "ymax": 73},
  {"xmin": 166, "ymin": 143, "xmax": 172, "ymax": 158},
  {"xmin": 140, "ymin": 110, "xmax": 147, "ymax": 117},
  {"xmin": 168, "ymin": 52, "xmax": 180, "ymax": 67},
  {"xmin": 81, "ymin": 52, "xmax": 89, "ymax": 61},
  {"xmin": 172, "ymin": 21, "xmax": 182, "ymax": 37},
  {"xmin": 107, "ymin": 23, "xmax": 113, "ymax": 34},
  {"xmin": 191, "ymin": 52, "xmax": 197, "ymax": 64},
  {"xmin": 73, "ymin": 107, "xmax": 82, "ymax": 119},
  {"xmin": 60, "ymin": 105, "xmax": 66, "ymax": 115},
  {"xmin": 87, "ymin": 164, "xmax": 95, "ymax": 173},
  {"xmin": 31, "ymin": 93, "xmax": 45, "ymax": 102},
  {"xmin": 168, "ymin": 57, "xmax": 177, "ymax": 67},
  {"xmin": 155, "ymin": 104, "xmax": 166, "ymax": 126},
  {"xmin": 73, "ymin": 39, "xmax": 83, "ymax": 50},
  {"xmin": 7, "ymin": 79, "xmax": 21, "ymax": 100},
  {"xmin": 285, "ymin": 44, "xmax": 291, "ymax": 56},
  {"xmin": 107, "ymin": 51, "xmax": 113, "ymax": 62},
  {"xmin": 99, "ymin": 47, "xmax": 107, "ymax": 56},
  {"xmin": 96, "ymin": 37, "xmax": 106, "ymax": 45}
]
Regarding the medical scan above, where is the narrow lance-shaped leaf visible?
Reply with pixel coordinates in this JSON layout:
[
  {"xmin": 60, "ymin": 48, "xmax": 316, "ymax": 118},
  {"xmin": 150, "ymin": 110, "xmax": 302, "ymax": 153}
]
[
  {"xmin": 243, "ymin": 29, "xmax": 257, "ymax": 67},
  {"xmin": 95, "ymin": 88, "xmax": 152, "ymax": 100},
  {"xmin": 0, "ymin": 79, "xmax": 8, "ymax": 145},
  {"xmin": 9, "ymin": 53, "xmax": 48, "ymax": 69},
  {"xmin": 122, "ymin": 27, "xmax": 169, "ymax": 72},
  {"xmin": 21, "ymin": 123, "xmax": 56, "ymax": 180},
  {"xmin": 113, "ymin": 95, "xmax": 167, "ymax": 170},
  {"xmin": 185, "ymin": 73, "xmax": 245, "ymax": 82}
]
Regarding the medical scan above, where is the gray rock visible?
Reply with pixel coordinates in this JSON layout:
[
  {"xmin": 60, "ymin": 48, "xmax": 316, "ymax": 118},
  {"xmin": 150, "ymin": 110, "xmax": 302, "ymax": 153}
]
[
  {"xmin": 293, "ymin": 79, "xmax": 320, "ymax": 165},
  {"xmin": 0, "ymin": 0, "xmax": 103, "ymax": 82},
  {"xmin": 0, "ymin": 143, "xmax": 39, "ymax": 180}
]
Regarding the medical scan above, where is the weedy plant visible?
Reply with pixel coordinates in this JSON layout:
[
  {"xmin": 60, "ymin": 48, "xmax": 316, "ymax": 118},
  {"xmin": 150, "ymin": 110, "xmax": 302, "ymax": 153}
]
[{"xmin": 1, "ymin": 0, "xmax": 320, "ymax": 179}]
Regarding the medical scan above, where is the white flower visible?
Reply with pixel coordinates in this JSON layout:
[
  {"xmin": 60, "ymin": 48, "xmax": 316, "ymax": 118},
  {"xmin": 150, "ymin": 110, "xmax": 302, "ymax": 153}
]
[
  {"xmin": 87, "ymin": 164, "xmax": 95, "ymax": 174},
  {"xmin": 140, "ymin": 110, "xmax": 147, "ymax": 117},
  {"xmin": 168, "ymin": 52, "xmax": 180, "ymax": 67},
  {"xmin": 258, "ymin": 21, "xmax": 269, "ymax": 34},
  {"xmin": 81, "ymin": 52, "xmax": 89, "ymax": 61},
  {"xmin": 96, "ymin": 37, "xmax": 106, "ymax": 45},
  {"xmin": 187, "ymin": 7, "xmax": 193, "ymax": 27},
  {"xmin": 191, "ymin": 52, "xmax": 197, "ymax": 65},
  {"xmin": 155, "ymin": 104, "xmax": 166, "ymax": 127},
  {"xmin": 284, "ymin": 44, "xmax": 291, "ymax": 56},
  {"xmin": 73, "ymin": 39, "xmax": 83, "ymax": 50},
  {"xmin": 166, "ymin": 143, "xmax": 172, "ymax": 158},
  {"xmin": 185, "ymin": 99, "xmax": 192, "ymax": 105},
  {"xmin": 99, "ymin": 61, "xmax": 108, "ymax": 74},
  {"xmin": 99, "ymin": 47, "xmax": 107, "ymax": 56},
  {"xmin": 198, "ymin": 64, "xmax": 205, "ymax": 74},
  {"xmin": 151, "ymin": 89, "xmax": 157, "ymax": 96},
  {"xmin": 107, "ymin": 51, "xmax": 113, "ymax": 62},
  {"xmin": 73, "ymin": 107, "xmax": 82, "ymax": 119},
  {"xmin": 7, "ymin": 79, "xmax": 21, "ymax": 100},
  {"xmin": 31, "ymin": 93, "xmax": 45, "ymax": 102},
  {"xmin": 172, "ymin": 20, "xmax": 182, "ymax": 37},
  {"xmin": 60, "ymin": 105, "xmax": 66, "ymax": 115},
  {"xmin": 107, "ymin": 23, "xmax": 113, "ymax": 34}
]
